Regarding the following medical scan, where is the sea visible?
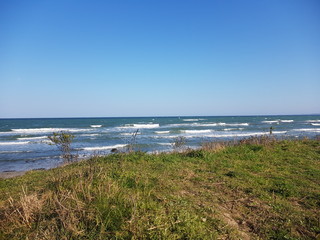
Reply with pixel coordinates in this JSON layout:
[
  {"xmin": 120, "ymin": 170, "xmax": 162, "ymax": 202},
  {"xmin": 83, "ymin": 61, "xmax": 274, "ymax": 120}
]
[{"xmin": 0, "ymin": 115, "xmax": 320, "ymax": 172}]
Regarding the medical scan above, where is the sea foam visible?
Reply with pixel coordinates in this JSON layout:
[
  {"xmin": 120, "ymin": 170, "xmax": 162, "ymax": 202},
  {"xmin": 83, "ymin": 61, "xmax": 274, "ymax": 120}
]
[
  {"xmin": 120, "ymin": 132, "xmax": 141, "ymax": 136},
  {"xmin": 120, "ymin": 124, "xmax": 160, "ymax": 129},
  {"xmin": 182, "ymin": 119, "xmax": 200, "ymax": 122},
  {"xmin": 158, "ymin": 143, "xmax": 172, "ymax": 146},
  {"xmin": 80, "ymin": 134, "xmax": 100, "ymax": 137},
  {"xmin": 262, "ymin": 120, "xmax": 279, "ymax": 124},
  {"xmin": 305, "ymin": 120, "xmax": 320, "ymax": 123},
  {"xmin": 90, "ymin": 125, "xmax": 102, "ymax": 128},
  {"xmin": 17, "ymin": 136, "xmax": 48, "ymax": 141},
  {"xmin": 183, "ymin": 130, "xmax": 212, "ymax": 134},
  {"xmin": 82, "ymin": 144, "xmax": 127, "ymax": 151},
  {"xmin": 0, "ymin": 141, "xmax": 30, "ymax": 145},
  {"xmin": 155, "ymin": 131, "xmax": 170, "ymax": 134},
  {"xmin": 11, "ymin": 128, "xmax": 89, "ymax": 134},
  {"xmin": 224, "ymin": 123, "xmax": 249, "ymax": 126},
  {"xmin": 292, "ymin": 128, "xmax": 320, "ymax": 133},
  {"xmin": 280, "ymin": 120, "xmax": 294, "ymax": 123},
  {"xmin": 154, "ymin": 130, "xmax": 287, "ymax": 139}
]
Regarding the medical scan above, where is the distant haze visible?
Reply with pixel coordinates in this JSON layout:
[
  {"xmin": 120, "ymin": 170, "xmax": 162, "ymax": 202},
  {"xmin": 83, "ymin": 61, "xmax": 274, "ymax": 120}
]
[{"xmin": 0, "ymin": 0, "xmax": 319, "ymax": 118}]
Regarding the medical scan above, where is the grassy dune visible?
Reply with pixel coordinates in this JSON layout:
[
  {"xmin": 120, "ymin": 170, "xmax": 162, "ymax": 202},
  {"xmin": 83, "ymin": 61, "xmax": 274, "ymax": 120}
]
[{"xmin": 0, "ymin": 138, "xmax": 319, "ymax": 239}]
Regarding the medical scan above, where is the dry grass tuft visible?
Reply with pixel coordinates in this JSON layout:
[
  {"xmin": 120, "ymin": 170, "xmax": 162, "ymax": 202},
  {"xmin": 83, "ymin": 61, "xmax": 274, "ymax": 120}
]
[
  {"xmin": 202, "ymin": 141, "xmax": 227, "ymax": 152},
  {"xmin": 238, "ymin": 135, "xmax": 276, "ymax": 146},
  {"xmin": 4, "ymin": 187, "xmax": 44, "ymax": 228}
]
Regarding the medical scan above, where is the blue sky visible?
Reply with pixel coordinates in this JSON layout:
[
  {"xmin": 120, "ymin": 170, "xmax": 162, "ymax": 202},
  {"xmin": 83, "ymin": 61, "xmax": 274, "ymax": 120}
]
[{"xmin": 0, "ymin": 0, "xmax": 319, "ymax": 118}]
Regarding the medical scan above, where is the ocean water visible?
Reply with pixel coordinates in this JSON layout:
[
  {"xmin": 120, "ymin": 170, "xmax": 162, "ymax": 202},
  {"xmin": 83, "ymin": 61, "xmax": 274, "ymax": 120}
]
[{"xmin": 0, "ymin": 115, "xmax": 320, "ymax": 172}]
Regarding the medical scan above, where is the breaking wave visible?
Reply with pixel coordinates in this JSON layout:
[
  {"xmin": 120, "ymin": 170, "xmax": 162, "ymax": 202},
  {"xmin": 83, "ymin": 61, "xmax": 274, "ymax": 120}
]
[
  {"xmin": 182, "ymin": 119, "xmax": 200, "ymax": 122},
  {"xmin": 305, "ymin": 120, "xmax": 320, "ymax": 123},
  {"xmin": 292, "ymin": 128, "xmax": 320, "ymax": 133},
  {"xmin": 155, "ymin": 131, "xmax": 170, "ymax": 134},
  {"xmin": 80, "ymin": 134, "xmax": 100, "ymax": 137},
  {"xmin": 280, "ymin": 120, "xmax": 294, "ymax": 123},
  {"xmin": 262, "ymin": 120, "xmax": 279, "ymax": 124},
  {"xmin": 183, "ymin": 130, "xmax": 212, "ymax": 134},
  {"xmin": 120, "ymin": 132, "xmax": 141, "ymax": 136},
  {"xmin": 10, "ymin": 128, "xmax": 89, "ymax": 134},
  {"xmin": 17, "ymin": 136, "xmax": 48, "ymax": 141},
  {"xmin": 0, "ymin": 141, "xmax": 30, "ymax": 145},
  {"xmin": 158, "ymin": 143, "xmax": 172, "ymax": 146},
  {"xmin": 82, "ymin": 144, "xmax": 127, "ymax": 151},
  {"xmin": 166, "ymin": 122, "xmax": 248, "ymax": 128},
  {"xmin": 119, "ymin": 124, "xmax": 160, "ymax": 129}
]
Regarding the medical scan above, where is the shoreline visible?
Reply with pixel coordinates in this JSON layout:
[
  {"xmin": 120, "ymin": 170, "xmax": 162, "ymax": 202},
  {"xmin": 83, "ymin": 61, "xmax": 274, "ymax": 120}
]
[{"xmin": 0, "ymin": 170, "xmax": 26, "ymax": 179}]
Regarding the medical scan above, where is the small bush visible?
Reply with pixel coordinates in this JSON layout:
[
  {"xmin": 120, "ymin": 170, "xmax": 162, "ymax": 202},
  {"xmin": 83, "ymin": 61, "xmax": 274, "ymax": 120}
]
[
  {"xmin": 48, "ymin": 131, "xmax": 75, "ymax": 162},
  {"xmin": 172, "ymin": 136, "xmax": 186, "ymax": 151},
  {"xmin": 126, "ymin": 129, "xmax": 139, "ymax": 153},
  {"xmin": 184, "ymin": 149, "xmax": 205, "ymax": 158}
]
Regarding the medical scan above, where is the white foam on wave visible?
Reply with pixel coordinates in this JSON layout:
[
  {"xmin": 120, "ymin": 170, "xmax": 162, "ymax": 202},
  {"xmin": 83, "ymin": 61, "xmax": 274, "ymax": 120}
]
[
  {"xmin": 292, "ymin": 128, "xmax": 320, "ymax": 133},
  {"xmin": 280, "ymin": 120, "xmax": 294, "ymax": 123},
  {"xmin": 311, "ymin": 123, "xmax": 320, "ymax": 126},
  {"xmin": 155, "ymin": 131, "xmax": 170, "ymax": 134},
  {"xmin": 154, "ymin": 130, "xmax": 288, "ymax": 139},
  {"xmin": 17, "ymin": 136, "xmax": 47, "ymax": 141},
  {"xmin": 204, "ymin": 131, "xmax": 287, "ymax": 138},
  {"xmin": 183, "ymin": 130, "xmax": 212, "ymax": 134},
  {"xmin": 158, "ymin": 143, "xmax": 172, "ymax": 146},
  {"xmin": 305, "ymin": 120, "xmax": 320, "ymax": 123},
  {"xmin": 183, "ymin": 119, "xmax": 200, "ymax": 122},
  {"xmin": 120, "ymin": 132, "xmax": 141, "ymax": 136},
  {"xmin": 262, "ymin": 120, "xmax": 279, "ymax": 124},
  {"xmin": 0, "ymin": 141, "xmax": 30, "ymax": 145},
  {"xmin": 273, "ymin": 131, "xmax": 288, "ymax": 134},
  {"xmin": 166, "ymin": 122, "xmax": 248, "ymax": 128},
  {"xmin": 225, "ymin": 123, "xmax": 249, "ymax": 126},
  {"xmin": 11, "ymin": 128, "xmax": 89, "ymax": 134},
  {"xmin": 119, "ymin": 124, "xmax": 160, "ymax": 129},
  {"xmin": 91, "ymin": 125, "xmax": 102, "ymax": 128},
  {"xmin": 224, "ymin": 128, "xmax": 245, "ymax": 131},
  {"xmin": 167, "ymin": 123, "xmax": 220, "ymax": 127},
  {"xmin": 224, "ymin": 128, "xmax": 235, "ymax": 131},
  {"xmin": 201, "ymin": 123, "xmax": 224, "ymax": 126},
  {"xmin": 80, "ymin": 134, "xmax": 99, "ymax": 137},
  {"xmin": 82, "ymin": 144, "xmax": 127, "ymax": 151}
]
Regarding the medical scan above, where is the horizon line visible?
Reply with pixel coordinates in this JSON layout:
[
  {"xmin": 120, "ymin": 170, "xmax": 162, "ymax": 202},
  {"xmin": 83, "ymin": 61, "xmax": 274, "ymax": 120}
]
[{"xmin": 1, "ymin": 113, "xmax": 320, "ymax": 120}]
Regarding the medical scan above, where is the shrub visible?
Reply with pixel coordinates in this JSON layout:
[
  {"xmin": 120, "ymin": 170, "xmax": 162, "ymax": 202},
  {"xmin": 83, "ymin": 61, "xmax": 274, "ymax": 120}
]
[
  {"xmin": 172, "ymin": 136, "xmax": 186, "ymax": 151},
  {"xmin": 48, "ymin": 131, "xmax": 75, "ymax": 162}
]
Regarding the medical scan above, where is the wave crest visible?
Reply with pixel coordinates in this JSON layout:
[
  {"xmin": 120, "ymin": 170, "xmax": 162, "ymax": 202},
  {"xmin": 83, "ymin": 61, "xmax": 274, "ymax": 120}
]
[
  {"xmin": 119, "ymin": 124, "xmax": 160, "ymax": 129},
  {"xmin": 82, "ymin": 144, "xmax": 127, "ymax": 151},
  {"xmin": 90, "ymin": 125, "xmax": 102, "ymax": 128},
  {"xmin": 0, "ymin": 141, "xmax": 30, "ymax": 145}
]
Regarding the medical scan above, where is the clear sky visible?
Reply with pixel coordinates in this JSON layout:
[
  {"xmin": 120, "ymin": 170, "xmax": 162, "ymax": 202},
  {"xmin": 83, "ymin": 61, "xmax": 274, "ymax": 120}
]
[{"xmin": 0, "ymin": 0, "xmax": 319, "ymax": 118}]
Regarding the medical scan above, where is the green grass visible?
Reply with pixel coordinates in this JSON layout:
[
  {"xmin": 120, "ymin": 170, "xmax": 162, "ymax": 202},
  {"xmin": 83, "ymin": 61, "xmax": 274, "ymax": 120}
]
[{"xmin": 0, "ymin": 138, "xmax": 319, "ymax": 239}]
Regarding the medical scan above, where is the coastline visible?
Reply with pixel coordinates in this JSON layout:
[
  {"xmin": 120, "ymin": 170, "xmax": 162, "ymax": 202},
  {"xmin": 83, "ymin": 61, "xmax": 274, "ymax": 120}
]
[
  {"xmin": 1, "ymin": 115, "xmax": 319, "ymax": 172},
  {"xmin": 0, "ymin": 170, "xmax": 26, "ymax": 179}
]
